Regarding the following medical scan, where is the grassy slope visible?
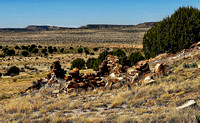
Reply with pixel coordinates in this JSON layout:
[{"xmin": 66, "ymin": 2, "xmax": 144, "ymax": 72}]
[{"xmin": 0, "ymin": 46, "xmax": 199, "ymax": 122}]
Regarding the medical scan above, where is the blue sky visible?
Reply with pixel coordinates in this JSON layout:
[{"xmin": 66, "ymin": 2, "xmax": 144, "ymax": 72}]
[{"xmin": 0, "ymin": 0, "xmax": 199, "ymax": 28}]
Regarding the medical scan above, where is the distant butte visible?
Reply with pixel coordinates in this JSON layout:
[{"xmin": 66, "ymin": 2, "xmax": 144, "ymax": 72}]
[{"xmin": 0, "ymin": 22, "xmax": 157, "ymax": 32}]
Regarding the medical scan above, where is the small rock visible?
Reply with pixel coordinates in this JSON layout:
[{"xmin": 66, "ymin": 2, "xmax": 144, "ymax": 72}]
[
  {"xmin": 53, "ymin": 90, "xmax": 59, "ymax": 94},
  {"xmin": 143, "ymin": 76, "xmax": 156, "ymax": 85},
  {"xmin": 176, "ymin": 100, "xmax": 196, "ymax": 110}
]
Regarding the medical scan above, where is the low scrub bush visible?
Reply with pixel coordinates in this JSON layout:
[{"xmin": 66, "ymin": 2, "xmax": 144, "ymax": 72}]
[
  {"xmin": 5, "ymin": 66, "xmax": 20, "ymax": 76},
  {"xmin": 86, "ymin": 58, "xmax": 97, "ymax": 69},
  {"xmin": 182, "ymin": 62, "xmax": 198, "ymax": 68},
  {"xmin": 71, "ymin": 58, "xmax": 85, "ymax": 69},
  {"xmin": 5, "ymin": 49, "xmax": 15, "ymax": 56},
  {"xmin": 128, "ymin": 52, "xmax": 145, "ymax": 66},
  {"xmin": 21, "ymin": 51, "xmax": 29, "ymax": 57},
  {"xmin": 77, "ymin": 47, "xmax": 83, "ymax": 53},
  {"xmin": 60, "ymin": 48, "xmax": 64, "ymax": 53}
]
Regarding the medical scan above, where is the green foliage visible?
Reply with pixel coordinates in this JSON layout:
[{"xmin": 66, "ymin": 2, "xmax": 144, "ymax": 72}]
[
  {"xmin": 38, "ymin": 45, "xmax": 42, "ymax": 48},
  {"xmin": 143, "ymin": 6, "xmax": 200, "ymax": 58},
  {"xmin": 93, "ymin": 51, "xmax": 110, "ymax": 71},
  {"xmin": 77, "ymin": 47, "xmax": 83, "ymax": 53},
  {"xmin": 86, "ymin": 58, "xmax": 97, "ymax": 69},
  {"xmin": 182, "ymin": 62, "xmax": 198, "ymax": 68},
  {"xmin": 48, "ymin": 48, "xmax": 53, "ymax": 54},
  {"xmin": 31, "ymin": 48, "xmax": 39, "ymax": 53},
  {"xmin": 93, "ymin": 47, "xmax": 99, "ymax": 51},
  {"xmin": 41, "ymin": 49, "xmax": 47, "ymax": 53},
  {"xmin": 2, "ymin": 47, "xmax": 8, "ymax": 52},
  {"xmin": 90, "ymin": 52, "xmax": 95, "ymax": 55},
  {"xmin": 44, "ymin": 52, "xmax": 48, "ymax": 56},
  {"xmin": 112, "ymin": 49, "xmax": 128, "ymax": 66},
  {"xmin": 21, "ymin": 45, "xmax": 29, "ymax": 50},
  {"xmin": 128, "ymin": 52, "xmax": 145, "ymax": 66},
  {"xmin": 53, "ymin": 47, "xmax": 57, "ymax": 52},
  {"xmin": 84, "ymin": 48, "xmax": 90, "ymax": 54},
  {"xmin": 60, "ymin": 48, "xmax": 64, "ymax": 53},
  {"xmin": 5, "ymin": 50, "xmax": 15, "ymax": 56},
  {"xmin": 29, "ymin": 44, "xmax": 37, "ymax": 52},
  {"xmin": 71, "ymin": 58, "xmax": 85, "ymax": 69},
  {"xmin": 21, "ymin": 51, "xmax": 29, "ymax": 57},
  {"xmin": 15, "ymin": 45, "xmax": 20, "ymax": 50},
  {"xmin": 5, "ymin": 66, "xmax": 20, "ymax": 76},
  {"xmin": 48, "ymin": 46, "xmax": 52, "ymax": 50}
]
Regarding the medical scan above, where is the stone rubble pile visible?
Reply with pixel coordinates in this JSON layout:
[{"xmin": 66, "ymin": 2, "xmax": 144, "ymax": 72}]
[
  {"xmin": 23, "ymin": 60, "xmax": 66, "ymax": 94},
  {"xmin": 22, "ymin": 54, "xmax": 169, "ymax": 95},
  {"xmin": 128, "ymin": 60, "xmax": 169, "ymax": 85},
  {"xmin": 22, "ymin": 55, "xmax": 125, "ymax": 94}
]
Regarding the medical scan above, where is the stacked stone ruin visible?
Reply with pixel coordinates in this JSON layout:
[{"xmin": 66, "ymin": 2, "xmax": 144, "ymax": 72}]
[
  {"xmin": 22, "ymin": 54, "xmax": 169, "ymax": 95},
  {"xmin": 22, "ymin": 55, "xmax": 124, "ymax": 94}
]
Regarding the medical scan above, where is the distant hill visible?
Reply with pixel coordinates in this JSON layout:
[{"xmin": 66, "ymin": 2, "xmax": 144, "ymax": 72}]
[
  {"xmin": 0, "ymin": 25, "xmax": 69, "ymax": 32},
  {"xmin": 135, "ymin": 22, "xmax": 157, "ymax": 28},
  {"xmin": 0, "ymin": 22, "xmax": 156, "ymax": 32},
  {"xmin": 25, "ymin": 25, "xmax": 69, "ymax": 31},
  {"xmin": 79, "ymin": 22, "xmax": 157, "ymax": 29}
]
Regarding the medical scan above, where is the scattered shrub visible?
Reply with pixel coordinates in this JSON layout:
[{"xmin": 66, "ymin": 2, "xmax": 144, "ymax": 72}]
[
  {"xmin": 5, "ymin": 66, "xmax": 20, "ymax": 76},
  {"xmin": 182, "ymin": 62, "xmax": 198, "ymax": 68},
  {"xmin": 38, "ymin": 45, "xmax": 42, "ymax": 48},
  {"xmin": 53, "ymin": 47, "xmax": 57, "ymax": 52},
  {"xmin": 128, "ymin": 52, "xmax": 145, "ymax": 66},
  {"xmin": 77, "ymin": 47, "xmax": 83, "ymax": 53},
  {"xmin": 15, "ymin": 45, "xmax": 20, "ymax": 50},
  {"xmin": 93, "ymin": 47, "xmax": 99, "ymax": 51},
  {"xmin": 112, "ymin": 49, "xmax": 129, "ymax": 66},
  {"xmin": 29, "ymin": 44, "xmax": 37, "ymax": 52},
  {"xmin": 21, "ymin": 45, "xmax": 29, "ymax": 50},
  {"xmin": 21, "ymin": 51, "xmax": 29, "ymax": 57},
  {"xmin": 90, "ymin": 52, "xmax": 95, "ymax": 55},
  {"xmin": 71, "ymin": 58, "xmax": 85, "ymax": 69},
  {"xmin": 70, "ymin": 47, "xmax": 74, "ymax": 49},
  {"xmin": 31, "ymin": 48, "xmax": 39, "ymax": 53},
  {"xmin": 2, "ymin": 47, "xmax": 8, "ymax": 52},
  {"xmin": 93, "ymin": 51, "xmax": 110, "ymax": 71},
  {"xmin": 48, "ymin": 46, "xmax": 52, "ymax": 50},
  {"xmin": 48, "ymin": 48, "xmax": 54, "ymax": 54},
  {"xmin": 5, "ymin": 50, "xmax": 15, "ymax": 56},
  {"xmin": 44, "ymin": 52, "xmax": 48, "ymax": 56},
  {"xmin": 86, "ymin": 58, "xmax": 97, "ymax": 69},
  {"xmin": 60, "ymin": 48, "xmax": 64, "ymax": 53},
  {"xmin": 84, "ymin": 48, "xmax": 90, "ymax": 55},
  {"xmin": 41, "ymin": 49, "xmax": 47, "ymax": 53}
]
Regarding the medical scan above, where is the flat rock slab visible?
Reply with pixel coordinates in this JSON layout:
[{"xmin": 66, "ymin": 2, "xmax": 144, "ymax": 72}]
[{"xmin": 176, "ymin": 100, "xmax": 196, "ymax": 110}]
